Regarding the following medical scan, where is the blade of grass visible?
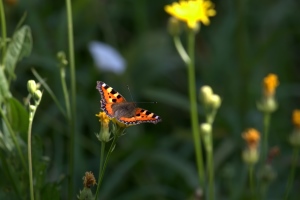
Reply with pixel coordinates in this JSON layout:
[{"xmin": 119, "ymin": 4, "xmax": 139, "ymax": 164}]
[{"xmin": 31, "ymin": 68, "xmax": 67, "ymax": 118}]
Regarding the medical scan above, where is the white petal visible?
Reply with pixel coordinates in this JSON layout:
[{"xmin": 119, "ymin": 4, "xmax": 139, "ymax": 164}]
[{"xmin": 88, "ymin": 41, "xmax": 126, "ymax": 74}]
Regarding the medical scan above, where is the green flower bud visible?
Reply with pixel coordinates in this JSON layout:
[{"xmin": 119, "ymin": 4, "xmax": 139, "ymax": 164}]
[
  {"xmin": 96, "ymin": 124, "xmax": 111, "ymax": 143},
  {"xmin": 33, "ymin": 90, "xmax": 43, "ymax": 102},
  {"xmin": 200, "ymin": 123, "xmax": 212, "ymax": 135},
  {"xmin": 167, "ymin": 17, "xmax": 182, "ymax": 36},
  {"xmin": 210, "ymin": 94, "xmax": 221, "ymax": 110},
  {"xmin": 27, "ymin": 80, "xmax": 37, "ymax": 95},
  {"xmin": 200, "ymin": 85, "xmax": 213, "ymax": 106},
  {"xmin": 201, "ymin": 123, "xmax": 212, "ymax": 152},
  {"xmin": 57, "ymin": 51, "xmax": 68, "ymax": 66},
  {"xmin": 289, "ymin": 128, "xmax": 300, "ymax": 147},
  {"xmin": 78, "ymin": 188, "xmax": 93, "ymax": 200},
  {"xmin": 242, "ymin": 148, "xmax": 259, "ymax": 165},
  {"xmin": 257, "ymin": 97, "xmax": 278, "ymax": 113},
  {"xmin": 29, "ymin": 105, "xmax": 36, "ymax": 112}
]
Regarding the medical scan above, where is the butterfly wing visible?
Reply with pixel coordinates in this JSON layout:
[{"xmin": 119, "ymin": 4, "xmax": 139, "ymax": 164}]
[
  {"xmin": 118, "ymin": 107, "xmax": 162, "ymax": 125},
  {"xmin": 96, "ymin": 81, "xmax": 127, "ymax": 118}
]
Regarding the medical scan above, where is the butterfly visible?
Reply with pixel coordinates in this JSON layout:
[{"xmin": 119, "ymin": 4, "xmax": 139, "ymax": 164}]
[{"xmin": 96, "ymin": 81, "xmax": 162, "ymax": 125}]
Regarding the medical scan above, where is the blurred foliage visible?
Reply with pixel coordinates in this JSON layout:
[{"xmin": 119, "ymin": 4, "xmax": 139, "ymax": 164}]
[{"xmin": 1, "ymin": 0, "xmax": 300, "ymax": 199}]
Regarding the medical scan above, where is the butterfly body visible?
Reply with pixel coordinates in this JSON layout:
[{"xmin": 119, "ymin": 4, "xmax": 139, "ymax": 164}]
[
  {"xmin": 96, "ymin": 81, "xmax": 161, "ymax": 125},
  {"xmin": 111, "ymin": 102, "xmax": 136, "ymax": 118}
]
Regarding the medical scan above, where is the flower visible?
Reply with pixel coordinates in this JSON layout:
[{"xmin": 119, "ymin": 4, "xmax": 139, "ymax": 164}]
[
  {"xmin": 164, "ymin": 0, "xmax": 216, "ymax": 29},
  {"xmin": 263, "ymin": 73, "xmax": 279, "ymax": 97},
  {"xmin": 242, "ymin": 128, "xmax": 260, "ymax": 165},
  {"xmin": 96, "ymin": 112, "xmax": 110, "ymax": 125},
  {"xmin": 242, "ymin": 128, "xmax": 260, "ymax": 149},
  {"xmin": 96, "ymin": 112, "xmax": 111, "ymax": 142},
  {"xmin": 257, "ymin": 74, "xmax": 279, "ymax": 113},
  {"xmin": 83, "ymin": 171, "xmax": 96, "ymax": 188},
  {"xmin": 78, "ymin": 171, "xmax": 96, "ymax": 200},
  {"xmin": 27, "ymin": 80, "xmax": 37, "ymax": 95},
  {"xmin": 292, "ymin": 109, "xmax": 300, "ymax": 128},
  {"xmin": 289, "ymin": 109, "xmax": 300, "ymax": 147}
]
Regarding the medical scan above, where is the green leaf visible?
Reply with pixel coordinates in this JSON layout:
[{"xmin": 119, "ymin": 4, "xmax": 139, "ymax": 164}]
[
  {"xmin": 7, "ymin": 97, "xmax": 29, "ymax": 134},
  {"xmin": 4, "ymin": 25, "xmax": 32, "ymax": 80},
  {"xmin": 0, "ymin": 67, "xmax": 12, "ymax": 102}
]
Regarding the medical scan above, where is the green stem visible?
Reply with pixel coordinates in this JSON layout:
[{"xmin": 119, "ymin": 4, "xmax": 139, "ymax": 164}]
[
  {"xmin": 284, "ymin": 147, "xmax": 299, "ymax": 200},
  {"xmin": 0, "ymin": 108, "xmax": 27, "ymax": 170},
  {"xmin": 0, "ymin": 0, "xmax": 7, "ymax": 64},
  {"xmin": 207, "ymin": 148, "xmax": 214, "ymax": 200},
  {"xmin": 27, "ymin": 95, "xmax": 42, "ymax": 200},
  {"xmin": 173, "ymin": 36, "xmax": 190, "ymax": 64},
  {"xmin": 28, "ymin": 109, "xmax": 37, "ymax": 200},
  {"xmin": 249, "ymin": 165, "xmax": 254, "ymax": 195},
  {"xmin": 186, "ymin": 29, "xmax": 205, "ymax": 187},
  {"xmin": 262, "ymin": 113, "xmax": 270, "ymax": 162},
  {"xmin": 65, "ymin": 0, "xmax": 76, "ymax": 198},
  {"xmin": 60, "ymin": 67, "xmax": 71, "ymax": 119},
  {"xmin": 260, "ymin": 182, "xmax": 268, "ymax": 200},
  {"xmin": 94, "ymin": 142, "xmax": 106, "ymax": 199},
  {"xmin": 95, "ymin": 136, "xmax": 118, "ymax": 200}
]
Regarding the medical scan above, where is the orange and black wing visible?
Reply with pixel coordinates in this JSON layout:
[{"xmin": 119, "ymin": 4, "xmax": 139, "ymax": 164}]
[
  {"xmin": 96, "ymin": 81, "xmax": 126, "ymax": 118},
  {"xmin": 118, "ymin": 107, "xmax": 162, "ymax": 125}
]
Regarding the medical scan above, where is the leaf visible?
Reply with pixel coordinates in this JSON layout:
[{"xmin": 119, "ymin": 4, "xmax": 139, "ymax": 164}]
[
  {"xmin": 0, "ymin": 67, "xmax": 12, "ymax": 102},
  {"xmin": 7, "ymin": 97, "xmax": 29, "ymax": 134},
  {"xmin": 4, "ymin": 25, "xmax": 32, "ymax": 80}
]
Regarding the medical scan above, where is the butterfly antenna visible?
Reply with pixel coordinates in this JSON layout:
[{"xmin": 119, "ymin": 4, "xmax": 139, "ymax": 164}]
[
  {"xmin": 127, "ymin": 84, "xmax": 134, "ymax": 102},
  {"xmin": 127, "ymin": 85, "xmax": 158, "ymax": 104}
]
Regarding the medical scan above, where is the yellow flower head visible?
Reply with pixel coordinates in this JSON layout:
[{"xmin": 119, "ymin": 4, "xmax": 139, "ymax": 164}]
[
  {"xmin": 96, "ymin": 112, "xmax": 110, "ymax": 126},
  {"xmin": 82, "ymin": 171, "xmax": 96, "ymax": 188},
  {"xmin": 164, "ymin": 0, "xmax": 216, "ymax": 29},
  {"xmin": 263, "ymin": 73, "xmax": 279, "ymax": 97},
  {"xmin": 292, "ymin": 109, "xmax": 300, "ymax": 128},
  {"xmin": 242, "ymin": 128, "xmax": 260, "ymax": 149}
]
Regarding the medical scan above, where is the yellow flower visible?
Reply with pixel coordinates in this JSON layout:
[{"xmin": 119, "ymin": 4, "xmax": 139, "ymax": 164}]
[
  {"xmin": 164, "ymin": 0, "xmax": 216, "ymax": 29},
  {"xmin": 292, "ymin": 109, "xmax": 300, "ymax": 128},
  {"xmin": 242, "ymin": 128, "xmax": 260, "ymax": 149},
  {"xmin": 96, "ymin": 112, "xmax": 111, "ymax": 142},
  {"xmin": 263, "ymin": 73, "xmax": 279, "ymax": 97},
  {"xmin": 96, "ymin": 112, "xmax": 110, "ymax": 124}
]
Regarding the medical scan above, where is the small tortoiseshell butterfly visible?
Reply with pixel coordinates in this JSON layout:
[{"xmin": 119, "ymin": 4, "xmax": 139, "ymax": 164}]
[{"xmin": 96, "ymin": 81, "xmax": 162, "ymax": 125}]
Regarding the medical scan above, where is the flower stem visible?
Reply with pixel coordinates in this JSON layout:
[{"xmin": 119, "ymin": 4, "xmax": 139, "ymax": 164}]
[
  {"xmin": 262, "ymin": 113, "xmax": 270, "ymax": 162},
  {"xmin": 173, "ymin": 36, "xmax": 190, "ymax": 64},
  {"xmin": 94, "ymin": 142, "xmax": 106, "ymax": 199},
  {"xmin": 284, "ymin": 147, "xmax": 299, "ymax": 200},
  {"xmin": 28, "ymin": 110, "xmax": 36, "ymax": 200},
  {"xmin": 0, "ymin": 0, "xmax": 7, "ymax": 64},
  {"xmin": 207, "ymin": 147, "xmax": 214, "ymax": 200},
  {"xmin": 65, "ymin": 0, "xmax": 76, "ymax": 198},
  {"xmin": 94, "ymin": 136, "xmax": 118, "ymax": 200},
  {"xmin": 60, "ymin": 67, "xmax": 71, "ymax": 120},
  {"xmin": 248, "ymin": 165, "xmax": 254, "ymax": 195},
  {"xmin": 186, "ymin": 29, "xmax": 205, "ymax": 187}
]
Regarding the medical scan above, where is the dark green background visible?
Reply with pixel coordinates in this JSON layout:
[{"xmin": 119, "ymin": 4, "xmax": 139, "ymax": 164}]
[{"xmin": 3, "ymin": 0, "xmax": 300, "ymax": 199}]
